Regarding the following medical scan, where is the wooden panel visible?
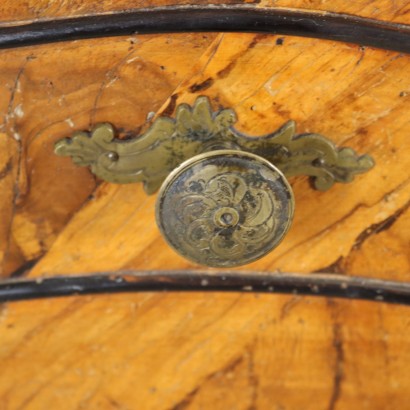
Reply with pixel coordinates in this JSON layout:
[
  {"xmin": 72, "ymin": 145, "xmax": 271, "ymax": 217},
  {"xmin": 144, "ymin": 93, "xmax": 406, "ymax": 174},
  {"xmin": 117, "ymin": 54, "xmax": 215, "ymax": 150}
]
[
  {"xmin": 0, "ymin": 134, "xmax": 20, "ymax": 275},
  {"xmin": 0, "ymin": 0, "xmax": 409, "ymax": 24},
  {"xmin": 0, "ymin": 293, "xmax": 409, "ymax": 409},
  {"xmin": 262, "ymin": 0, "xmax": 410, "ymax": 24},
  {"xmin": 0, "ymin": 33, "xmax": 217, "ymax": 277},
  {"xmin": 0, "ymin": 33, "xmax": 406, "ymax": 280},
  {"xmin": 0, "ymin": 4, "xmax": 409, "ymax": 408}
]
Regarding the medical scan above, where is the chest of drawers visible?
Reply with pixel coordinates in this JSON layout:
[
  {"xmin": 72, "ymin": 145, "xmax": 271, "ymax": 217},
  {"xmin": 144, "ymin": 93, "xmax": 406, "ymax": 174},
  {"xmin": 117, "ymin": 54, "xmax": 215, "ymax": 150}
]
[{"xmin": 0, "ymin": 2, "xmax": 409, "ymax": 409}]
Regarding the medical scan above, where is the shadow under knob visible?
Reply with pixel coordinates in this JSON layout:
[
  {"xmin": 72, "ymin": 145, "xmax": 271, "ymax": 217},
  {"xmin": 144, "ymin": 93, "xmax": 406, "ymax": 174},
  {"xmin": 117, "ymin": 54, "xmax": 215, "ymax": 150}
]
[{"xmin": 156, "ymin": 150, "xmax": 295, "ymax": 268}]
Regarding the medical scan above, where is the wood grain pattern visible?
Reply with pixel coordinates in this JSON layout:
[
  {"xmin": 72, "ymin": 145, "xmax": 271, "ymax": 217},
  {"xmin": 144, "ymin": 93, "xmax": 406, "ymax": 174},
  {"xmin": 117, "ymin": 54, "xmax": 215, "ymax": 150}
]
[
  {"xmin": 0, "ymin": 2, "xmax": 409, "ymax": 409},
  {"xmin": 0, "ymin": 33, "xmax": 218, "ymax": 277},
  {"xmin": 0, "ymin": 293, "xmax": 410, "ymax": 409},
  {"xmin": 0, "ymin": 134, "xmax": 20, "ymax": 275},
  {"xmin": 0, "ymin": 33, "xmax": 406, "ymax": 280},
  {"xmin": 0, "ymin": 0, "xmax": 409, "ymax": 24}
]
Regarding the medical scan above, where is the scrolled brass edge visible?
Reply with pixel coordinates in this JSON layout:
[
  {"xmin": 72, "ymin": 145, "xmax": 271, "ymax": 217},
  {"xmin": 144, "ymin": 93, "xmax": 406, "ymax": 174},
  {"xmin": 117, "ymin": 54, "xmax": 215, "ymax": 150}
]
[{"xmin": 54, "ymin": 96, "xmax": 375, "ymax": 193}]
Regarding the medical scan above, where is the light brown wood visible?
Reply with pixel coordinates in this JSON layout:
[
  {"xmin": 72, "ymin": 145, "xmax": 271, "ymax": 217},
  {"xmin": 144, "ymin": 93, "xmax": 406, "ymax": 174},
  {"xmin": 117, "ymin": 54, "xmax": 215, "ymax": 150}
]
[
  {"xmin": 0, "ymin": 134, "xmax": 20, "ymax": 275},
  {"xmin": 1, "ymin": 33, "xmax": 408, "ymax": 279},
  {"xmin": 0, "ymin": 33, "xmax": 219, "ymax": 277},
  {"xmin": 0, "ymin": 0, "xmax": 409, "ymax": 24},
  {"xmin": 1, "ymin": 293, "xmax": 410, "ymax": 409},
  {"xmin": 0, "ymin": 2, "xmax": 409, "ymax": 409}
]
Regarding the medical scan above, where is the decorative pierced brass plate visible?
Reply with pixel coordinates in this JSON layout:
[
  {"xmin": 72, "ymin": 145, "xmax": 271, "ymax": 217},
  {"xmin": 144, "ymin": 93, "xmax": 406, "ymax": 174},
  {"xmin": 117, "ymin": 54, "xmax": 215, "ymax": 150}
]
[
  {"xmin": 157, "ymin": 150, "xmax": 294, "ymax": 267},
  {"xmin": 55, "ymin": 96, "xmax": 374, "ymax": 194},
  {"xmin": 54, "ymin": 96, "xmax": 375, "ymax": 267}
]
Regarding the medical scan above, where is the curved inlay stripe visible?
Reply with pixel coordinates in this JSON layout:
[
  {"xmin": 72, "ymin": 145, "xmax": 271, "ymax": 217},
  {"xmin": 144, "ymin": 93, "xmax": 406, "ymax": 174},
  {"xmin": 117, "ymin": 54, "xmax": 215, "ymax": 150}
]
[
  {"xmin": 1, "ymin": 271, "xmax": 410, "ymax": 305},
  {"xmin": 0, "ymin": 7, "xmax": 409, "ymax": 52}
]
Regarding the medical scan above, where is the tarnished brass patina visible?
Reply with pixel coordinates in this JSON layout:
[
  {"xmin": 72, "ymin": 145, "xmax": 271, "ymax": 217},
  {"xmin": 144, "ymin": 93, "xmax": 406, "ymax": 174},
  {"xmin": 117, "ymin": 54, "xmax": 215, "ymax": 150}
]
[
  {"xmin": 157, "ymin": 150, "xmax": 294, "ymax": 267},
  {"xmin": 55, "ymin": 96, "xmax": 375, "ymax": 267},
  {"xmin": 55, "ymin": 96, "xmax": 374, "ymax": 193}
]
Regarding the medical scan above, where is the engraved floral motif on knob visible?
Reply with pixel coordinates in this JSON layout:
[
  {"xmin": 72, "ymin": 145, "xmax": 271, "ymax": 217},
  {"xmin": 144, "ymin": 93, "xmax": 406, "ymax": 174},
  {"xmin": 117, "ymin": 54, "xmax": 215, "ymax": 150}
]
[
  {"xmin": 179, "ymin": 172, "xmax": 278, "ymax": 261},
  {"xmin": 157, "ymin": 151, "xmax": 295, "ymax": 267}
]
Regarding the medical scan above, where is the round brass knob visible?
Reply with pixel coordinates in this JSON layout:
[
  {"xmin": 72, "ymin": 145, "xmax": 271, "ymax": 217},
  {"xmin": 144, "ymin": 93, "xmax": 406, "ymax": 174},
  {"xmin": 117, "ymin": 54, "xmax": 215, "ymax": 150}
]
[{"xmin": 156, "ymin": 150, "xmax": 295, "ymax": 267}]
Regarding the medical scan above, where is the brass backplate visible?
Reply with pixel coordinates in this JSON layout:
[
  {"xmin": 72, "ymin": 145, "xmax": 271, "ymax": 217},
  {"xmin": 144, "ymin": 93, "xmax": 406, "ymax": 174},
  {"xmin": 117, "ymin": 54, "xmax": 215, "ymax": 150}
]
[{"xmin": 54, "ymin": 96, "xmax": 375, "ymax": 194}]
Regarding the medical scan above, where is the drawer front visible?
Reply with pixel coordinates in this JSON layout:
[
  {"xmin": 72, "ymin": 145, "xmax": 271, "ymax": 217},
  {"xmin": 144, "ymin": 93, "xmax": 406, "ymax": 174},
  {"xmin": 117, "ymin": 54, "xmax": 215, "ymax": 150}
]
[{"xmin": 0, "ymin": 2, "xmax": 409, "ymax": 409}]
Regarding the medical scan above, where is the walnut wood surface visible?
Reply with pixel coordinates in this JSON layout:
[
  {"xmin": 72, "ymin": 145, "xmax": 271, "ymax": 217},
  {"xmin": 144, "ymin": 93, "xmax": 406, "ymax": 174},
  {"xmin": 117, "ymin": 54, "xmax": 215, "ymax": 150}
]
[
  {"xmin": 1, "ymin": 293, "xmax": 410, "ymax": 409},
  {"xmin": 0, "ymin": 2, "xmax": 409, "ymax": 409},
  {"xmin": 0, "ymin": 33, "xmax": 408, "ymax": 280}
]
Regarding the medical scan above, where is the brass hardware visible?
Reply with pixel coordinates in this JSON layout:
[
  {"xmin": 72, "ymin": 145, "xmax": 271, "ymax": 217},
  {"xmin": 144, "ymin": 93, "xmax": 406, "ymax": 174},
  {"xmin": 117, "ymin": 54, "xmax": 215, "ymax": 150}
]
[
  {"xmin": 156, "ymin": 150, "xmax": 294, "ymax": 267},
  {"xmin": 55, "ymin": 96, "xmax": 374, "ymax": 193},
  {"xmin": 55, "ymin": 96, "xmax": 375, "ymax": 267}
]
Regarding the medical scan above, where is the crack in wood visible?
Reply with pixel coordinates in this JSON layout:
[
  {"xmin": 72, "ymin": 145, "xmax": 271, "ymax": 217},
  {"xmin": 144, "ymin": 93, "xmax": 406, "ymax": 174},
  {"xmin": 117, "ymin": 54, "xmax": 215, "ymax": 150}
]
[
  {"xmin": 169, "ymin": 355, "xmax": 245, "ymax": 410},
  {"xmin": 216, "ymin": 34, "xmax": 270, "ymax": 80},
  {"xmin": 246, "ymin": 344, "xmax": 259, "ymax": 410},
  {"xmin": 268, "ymin": 202, "xmax": 365, "ymax": 266},
  {"xmin": 188, "ymin": 77, "xmax": 214, "ymax": 93},
  {"xmin": 273, "ymin": 177, "xmax": 410, "ymax": 270},
  {"xmin": 316, "ymin": 193, "xmax": 410, "ymax": 275},
  {"xmin": 280, "ymin": 295, "xmax": 302, "ymax": 320},
  {"xmin": 196, "ymin": 34, "xmax": 225, "ymax": 77},
  {"xmin": 89, "ymin": 48, "xmax": 139, "ymax": 127},
  {"xmin": 327, "ymin": 301, "xmax": 345, "ymax": 410},
  {"xmin": 1, "ymin": 57, "xmax": 31, "ymax": 277},
  {"xmin": 352, "ymin": 199, "xmax": 410, "ymax": 252},
  {"xmin": 9, "ymin": 257, "xmax": 40, "ymax": 278},
  {"xmin": 162, "ymin": 93, "xmax": 179, "ymax": 117},
  {"xmin": 0, "ymin": 158, "xmax": 12, "ymax": 181},
  {"xmin": 316, "ymin": 256, "xmax": 346, "ymax": 274}
]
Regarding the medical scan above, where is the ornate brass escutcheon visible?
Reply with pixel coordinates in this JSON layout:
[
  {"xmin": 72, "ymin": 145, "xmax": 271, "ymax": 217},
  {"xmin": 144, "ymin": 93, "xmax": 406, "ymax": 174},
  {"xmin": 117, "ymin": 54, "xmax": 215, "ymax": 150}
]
[{"xmin": 55, "ymin": 96, "xmax": 374, "ymax": 267}]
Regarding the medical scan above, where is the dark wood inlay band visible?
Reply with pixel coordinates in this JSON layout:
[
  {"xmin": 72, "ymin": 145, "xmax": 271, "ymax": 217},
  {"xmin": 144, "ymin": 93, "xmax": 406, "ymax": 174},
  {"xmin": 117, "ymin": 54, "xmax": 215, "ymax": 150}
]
[
  {"xmin": 1, "ymin": 271, "xmax": 410, "ymax": 305},
  {"xmin": 0, "ymin": 7, "xmax": 409, "ymax": 53}
]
